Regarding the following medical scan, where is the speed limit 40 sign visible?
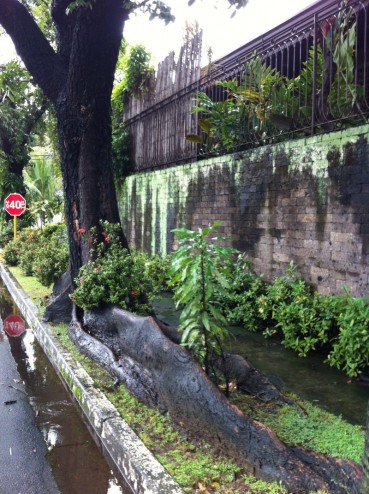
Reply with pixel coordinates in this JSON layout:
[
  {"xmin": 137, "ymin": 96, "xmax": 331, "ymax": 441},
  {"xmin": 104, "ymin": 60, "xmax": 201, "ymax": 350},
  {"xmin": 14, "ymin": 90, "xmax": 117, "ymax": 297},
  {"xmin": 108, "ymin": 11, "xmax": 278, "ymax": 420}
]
[{"xmin": 4, "ymin": 193, "xmax": 26, "ymax": 216}]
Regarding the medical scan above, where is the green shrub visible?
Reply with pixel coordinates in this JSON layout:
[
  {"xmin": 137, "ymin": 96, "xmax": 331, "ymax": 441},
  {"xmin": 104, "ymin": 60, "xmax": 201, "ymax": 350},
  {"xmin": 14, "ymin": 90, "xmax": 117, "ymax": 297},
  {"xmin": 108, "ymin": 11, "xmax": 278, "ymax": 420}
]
[
  {"xmin": 38, "ymin": 222, "xmax": 67, "ymax": 240},
  {"xmin": 327, "ymin": 290, "xmax": 369, "ymax": 377},
  {"xmin": 217, "ymin": 259, "xmax": 369, "ymax": 377},
  {"xmin": 33, "ymin": 238, "xmax": 69, "ymax": 287},
  {"xmin": 268, "ymin": 293, "xmax": 340, "ymax": 357},
  {"xmin": 257, "ymin": 265, "xmax": 338, "ymax": 356},
  {"xmin": 133, "ymin": 249, "xmax": 171, "ymax": 294},
  {"xmin": 71, "ymin": 221, "xmax": 165, "ymax": 314},
  {"xmin": 0, "ymin": 220, "xmax": 14, "ymax": 248},
  {"xmin": 3, "ymin": 224, "xmax": 69, "ymax": 285},
  {"xmin": 215, "ymin": 254, "xmax": 267, "ymax": 330},
  {"xmin": 3, "ymin": 239, "xmax": 21, "ymax": 266},
  {"xmin": 19, "ymin": 231, "xmax": 42, "ymax": 276}
]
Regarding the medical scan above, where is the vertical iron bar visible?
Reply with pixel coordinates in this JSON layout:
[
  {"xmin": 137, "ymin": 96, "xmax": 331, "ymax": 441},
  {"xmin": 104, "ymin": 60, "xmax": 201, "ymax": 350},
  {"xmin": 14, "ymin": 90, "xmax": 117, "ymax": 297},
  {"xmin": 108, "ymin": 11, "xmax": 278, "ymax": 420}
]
[
  {"xmin": 312, "ymin": 13, "xmax": 318, "ymax": 135},
  {"xmin": 364, "ymin": 2, "xmax": 368, "ymax": 109}
]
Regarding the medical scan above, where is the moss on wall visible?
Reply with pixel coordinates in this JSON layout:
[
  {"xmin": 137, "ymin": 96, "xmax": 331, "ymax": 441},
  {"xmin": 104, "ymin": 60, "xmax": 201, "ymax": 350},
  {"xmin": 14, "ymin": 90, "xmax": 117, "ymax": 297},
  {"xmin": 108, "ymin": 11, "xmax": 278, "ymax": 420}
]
[{"xmin": 118, "ymin": 124, "xmax": 369, "ymax": 297}]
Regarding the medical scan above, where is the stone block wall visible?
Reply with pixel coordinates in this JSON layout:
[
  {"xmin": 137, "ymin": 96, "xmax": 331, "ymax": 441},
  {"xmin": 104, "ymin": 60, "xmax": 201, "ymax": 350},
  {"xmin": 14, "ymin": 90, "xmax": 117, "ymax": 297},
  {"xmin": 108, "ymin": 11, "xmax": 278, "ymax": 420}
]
[{"xmin": 118, "ymin": 124, "xmax": 369, "ymax": 297}]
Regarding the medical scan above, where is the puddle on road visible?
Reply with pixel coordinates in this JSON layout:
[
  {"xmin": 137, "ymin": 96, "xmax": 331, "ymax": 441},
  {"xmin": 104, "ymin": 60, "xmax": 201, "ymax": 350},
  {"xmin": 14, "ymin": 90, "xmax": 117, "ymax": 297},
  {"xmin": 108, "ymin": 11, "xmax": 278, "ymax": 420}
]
[{"xmin": 0, "ymin": 281, "xmax": 129, "ymax": 494}]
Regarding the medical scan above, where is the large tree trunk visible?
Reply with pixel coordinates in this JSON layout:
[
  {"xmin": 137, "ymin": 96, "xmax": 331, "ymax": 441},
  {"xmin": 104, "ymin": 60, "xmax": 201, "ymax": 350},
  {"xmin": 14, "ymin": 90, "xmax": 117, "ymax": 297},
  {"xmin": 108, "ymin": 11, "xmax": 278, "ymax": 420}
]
[
  {"xmin": 68, "ymin": 305, "xmax": 362, "ymax": 494},
  {"xmin": 53, "ymin": 1, "xmax": 129, "ymax": 284}
]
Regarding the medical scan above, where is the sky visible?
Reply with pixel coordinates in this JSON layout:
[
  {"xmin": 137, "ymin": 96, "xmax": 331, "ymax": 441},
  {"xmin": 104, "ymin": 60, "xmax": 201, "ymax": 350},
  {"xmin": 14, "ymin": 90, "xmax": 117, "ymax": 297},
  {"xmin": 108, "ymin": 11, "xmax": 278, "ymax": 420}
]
[
  {"xmin": 124, "ymin": 0, "xmax": 316, "ymax": 65},
  {"xmin": 0, "ymin": 0, "xmax": 316, "ymax": 66}
]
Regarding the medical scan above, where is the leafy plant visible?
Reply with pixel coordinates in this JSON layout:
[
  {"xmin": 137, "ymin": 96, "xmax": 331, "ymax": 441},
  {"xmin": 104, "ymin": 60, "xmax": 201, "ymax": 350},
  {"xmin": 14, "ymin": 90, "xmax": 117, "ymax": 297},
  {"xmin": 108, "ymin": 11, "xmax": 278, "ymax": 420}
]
[
  {"xmin": 287, "ymin": 45, "xmax": 323, "ymax": 125},
  {"xmin": 33, "ymin": 231, "xmax": 69, "ymax": 287},
  {"xmin": 3, "ymin": 239, "xmax": 21, "ymax": 266},
  {"xmin": 187, "ymin": 56, "xmax": 293, "ymax": 154},
  {"xmin": 3, "ymin": 224, "xmax": 69, "ymax": 286},
  {"xmin": 111, "ymin": 121, "xmax": 131, "ymax": 183},
  {"xmin": 186, "ymin": 91, "xmax": 243, "ymax": 154},
  {"xmin": 120, "ymin": 44, "xmax": 154, "ymax": 97},
  {"xmin": 186, "ymin": 8, "xmax": 362, "ymax": 158},
  {"xmin": 24, "ymin": 155, "xmax": 63, "ymax": 226},
  {"xmin": 71, "ymin": 221, "xmax": 166, "ymax": 314},
  {"xmin": 111, "ymin": 44, "xmax": 154, "ymax": 180},
  {"xmin": 168, "ymin": 222, "xmax": 237, "ymax": 380},
  {"xmin": 327, "ymin": 288, "xmax": 369, "ymax": 377},
  {"xmin": 320, "ymin": 1, "xmax": 362, "ymax": 119},
  {"xmin": 214, "ymin": 254, "xmax": 267, "ymax": 330},
  {"xmin": 215, "ymin": 259, "xmax": 369, "ymax": 377},
  {"xmin": 18, "ymin": 230, "xmax": 43, "ymax": 276}
]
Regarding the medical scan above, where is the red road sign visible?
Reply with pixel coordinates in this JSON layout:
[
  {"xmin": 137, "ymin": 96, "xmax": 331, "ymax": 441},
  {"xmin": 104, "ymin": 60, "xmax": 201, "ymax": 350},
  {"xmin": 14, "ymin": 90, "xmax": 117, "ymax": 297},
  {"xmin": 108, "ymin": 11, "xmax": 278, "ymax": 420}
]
[
  {"xmin": 4, "ymin": 314, "xmax": 25, "ymax": 337},
  {"xmin": 4, "ymin": 193, "xmax": 26, "ymax": 216}
]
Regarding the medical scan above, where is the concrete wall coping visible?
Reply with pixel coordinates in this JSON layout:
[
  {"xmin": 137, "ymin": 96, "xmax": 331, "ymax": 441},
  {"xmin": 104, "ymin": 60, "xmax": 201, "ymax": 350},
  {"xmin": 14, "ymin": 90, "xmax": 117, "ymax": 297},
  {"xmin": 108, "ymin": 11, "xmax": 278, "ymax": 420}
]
[{"xmin": 0, "ymin": 263, "xmax": 183, "ymax": 494}]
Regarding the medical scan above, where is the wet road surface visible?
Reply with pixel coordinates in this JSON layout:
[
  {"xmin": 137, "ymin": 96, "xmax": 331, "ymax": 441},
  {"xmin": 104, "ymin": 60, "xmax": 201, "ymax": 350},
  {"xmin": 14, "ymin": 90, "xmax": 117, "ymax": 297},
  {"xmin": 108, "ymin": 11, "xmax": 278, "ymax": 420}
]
[
  {"xmin": 0, "ymin": 281, "xmax": 125, "ymax": 494},
  {"xmin": 0, "ymin": 324, "xmax": 60, "ymax": 494}
]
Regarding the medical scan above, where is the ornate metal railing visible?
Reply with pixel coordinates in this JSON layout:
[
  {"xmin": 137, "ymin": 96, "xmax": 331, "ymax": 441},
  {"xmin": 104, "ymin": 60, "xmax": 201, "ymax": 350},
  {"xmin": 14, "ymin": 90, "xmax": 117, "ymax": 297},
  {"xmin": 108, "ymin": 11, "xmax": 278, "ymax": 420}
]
[{"xmin": 123, "ymin": 0, "xmax": 369, "ymax": 171}]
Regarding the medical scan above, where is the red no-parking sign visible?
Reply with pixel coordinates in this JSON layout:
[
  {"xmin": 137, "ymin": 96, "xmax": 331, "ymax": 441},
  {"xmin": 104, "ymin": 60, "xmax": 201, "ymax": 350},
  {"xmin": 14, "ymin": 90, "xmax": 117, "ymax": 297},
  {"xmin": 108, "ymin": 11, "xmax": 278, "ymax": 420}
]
[
  {"xmin": 3, "ymin": 314, "xmax": 25, "ymax": 337},
  {"xmin": 4, "ymin": 193, "xmax": 27, "ymax": 217}
]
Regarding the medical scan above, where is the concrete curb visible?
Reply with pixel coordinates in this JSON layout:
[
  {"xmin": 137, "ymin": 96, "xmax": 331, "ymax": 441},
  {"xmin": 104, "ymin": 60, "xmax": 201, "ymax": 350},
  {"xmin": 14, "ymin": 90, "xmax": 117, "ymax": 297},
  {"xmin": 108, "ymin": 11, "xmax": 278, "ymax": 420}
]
[{"xmin": 0, "ymin": 264, "xmax": 183, "ymax": 494}]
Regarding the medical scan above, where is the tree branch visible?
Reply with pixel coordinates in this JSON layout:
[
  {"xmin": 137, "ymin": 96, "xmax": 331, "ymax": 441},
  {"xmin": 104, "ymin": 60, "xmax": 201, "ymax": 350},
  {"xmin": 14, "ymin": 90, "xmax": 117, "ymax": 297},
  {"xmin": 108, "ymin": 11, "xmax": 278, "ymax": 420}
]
[
  {"xmin": 51, "ymin": 0, "xmax": 75, "ymax": 61},
  {"xmin": 0, "ymin": 0, "xmax": 65, "ymax": 103},
  {"xmin": 24, "ymin": 98, "xmax": 49, "ymax": 137}
]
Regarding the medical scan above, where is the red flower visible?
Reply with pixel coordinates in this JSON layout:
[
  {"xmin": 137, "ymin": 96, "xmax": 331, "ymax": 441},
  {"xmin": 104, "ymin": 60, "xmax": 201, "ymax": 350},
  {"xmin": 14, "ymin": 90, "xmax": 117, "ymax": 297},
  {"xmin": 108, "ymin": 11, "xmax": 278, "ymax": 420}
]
[
  {"xmin": 131, "ymin": 290, "xmax": 138, "ymax": 297},
  {"xmin": 321, "ymin": 16, "xmax": 335, "ymax": 38},
  {"xmin": 104, "ymin": 236, "xmax": 111, "ymax": 243},
  {"xmin": 78, "ymin": 228, "xmax": 86, "ymax": 234},
  {"xmin": 36, "ymin": 266, "xmax": 41, "ymax": 272},
  {"xmin": 101, "ymin": 231, "xmax": 107, "ymax": 237}
]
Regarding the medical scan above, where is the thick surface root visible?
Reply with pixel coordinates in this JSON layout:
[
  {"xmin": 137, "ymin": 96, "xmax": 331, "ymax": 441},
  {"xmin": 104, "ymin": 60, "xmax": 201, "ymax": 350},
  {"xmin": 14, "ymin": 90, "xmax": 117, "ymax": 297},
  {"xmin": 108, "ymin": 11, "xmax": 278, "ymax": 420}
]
[{"xmin": 65, "ymin": 305, "xmax": 362, "ymax": 494}]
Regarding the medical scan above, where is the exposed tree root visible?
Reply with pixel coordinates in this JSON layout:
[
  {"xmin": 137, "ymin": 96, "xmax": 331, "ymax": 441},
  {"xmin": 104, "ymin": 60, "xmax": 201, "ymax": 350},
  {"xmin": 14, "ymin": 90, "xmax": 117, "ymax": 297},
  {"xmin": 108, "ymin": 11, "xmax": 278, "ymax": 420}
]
[
  {"xmin": 43, "ymin": 270, "xmax": 73, "ymax": 324},
  {"xmin": 154, "ymin": 317, "xmax": 293, "ymax": 405},
  {"xmin": 62, "ymin": 304, "xmax": 363, "ymax": 494}
]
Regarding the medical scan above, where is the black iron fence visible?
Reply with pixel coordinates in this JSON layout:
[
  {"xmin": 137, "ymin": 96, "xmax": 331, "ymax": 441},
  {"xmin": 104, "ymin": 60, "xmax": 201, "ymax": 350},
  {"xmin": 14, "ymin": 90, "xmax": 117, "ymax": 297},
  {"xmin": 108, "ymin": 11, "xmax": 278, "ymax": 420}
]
[{"xmin": 124, "ymin": 0, "xmax": 369, "ymax": 171}]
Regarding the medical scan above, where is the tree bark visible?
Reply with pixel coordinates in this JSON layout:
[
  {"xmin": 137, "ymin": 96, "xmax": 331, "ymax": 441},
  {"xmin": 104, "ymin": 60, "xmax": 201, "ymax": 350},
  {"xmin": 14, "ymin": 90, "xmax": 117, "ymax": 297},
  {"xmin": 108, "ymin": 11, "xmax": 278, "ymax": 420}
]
[
  {"xmin": 71, "ymin": 305, "xmax": 362, "ymax": 494},
  {"xmin": 52, "ymin": 1, "xmax": 130, "ymax": 283}
]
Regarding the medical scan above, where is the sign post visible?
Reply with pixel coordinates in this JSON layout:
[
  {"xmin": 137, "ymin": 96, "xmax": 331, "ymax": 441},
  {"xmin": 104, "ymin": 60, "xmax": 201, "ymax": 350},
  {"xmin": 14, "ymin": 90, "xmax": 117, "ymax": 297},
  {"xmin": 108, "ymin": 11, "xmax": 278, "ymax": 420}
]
[{"xmin": 4, "ymin": 193, "xmax": 27, "ymax": 240}]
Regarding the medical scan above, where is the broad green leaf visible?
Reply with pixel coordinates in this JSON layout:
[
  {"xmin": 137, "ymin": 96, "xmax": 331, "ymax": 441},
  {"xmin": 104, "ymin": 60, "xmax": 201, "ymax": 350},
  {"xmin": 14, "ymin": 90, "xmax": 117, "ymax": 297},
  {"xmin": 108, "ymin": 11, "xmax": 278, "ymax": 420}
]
[
  {"xmin": 185, "ymin": 134, "xmax": 204, "ymax": 144},
  {"xmin": 201, "ymin": 311, "xmax": 211, "ymax": 331},
  {"xmin": 198, "ymin": 119, "xmax": 212, "ymax": 134}
]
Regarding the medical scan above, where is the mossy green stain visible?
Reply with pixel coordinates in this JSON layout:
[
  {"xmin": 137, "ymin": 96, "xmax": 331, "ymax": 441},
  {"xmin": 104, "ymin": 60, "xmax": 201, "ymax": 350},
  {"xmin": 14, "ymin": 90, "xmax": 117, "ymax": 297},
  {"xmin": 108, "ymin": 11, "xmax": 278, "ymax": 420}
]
[
  {"xmin": 73, "ymin": 385, "xmax": 83, "ymax": 402},
  {"xmin": 118, "ymin": 124, "xmax": 369, "ymax": 255},
  {"xmin": 60, "ymin": 367, "xmax": 74, "ymax": 390},
  {"xmin": 59, "ymin": 366, "xmax": 86, "ymax": 409}
]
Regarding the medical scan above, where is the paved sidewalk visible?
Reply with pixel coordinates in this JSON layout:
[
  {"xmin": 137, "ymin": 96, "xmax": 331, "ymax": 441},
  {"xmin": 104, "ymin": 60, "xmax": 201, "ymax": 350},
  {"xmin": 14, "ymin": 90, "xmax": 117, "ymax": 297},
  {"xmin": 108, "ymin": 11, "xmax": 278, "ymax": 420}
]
[{"xmin": 0, "ymin": 328, "xmax": 60, "ymax": 494}]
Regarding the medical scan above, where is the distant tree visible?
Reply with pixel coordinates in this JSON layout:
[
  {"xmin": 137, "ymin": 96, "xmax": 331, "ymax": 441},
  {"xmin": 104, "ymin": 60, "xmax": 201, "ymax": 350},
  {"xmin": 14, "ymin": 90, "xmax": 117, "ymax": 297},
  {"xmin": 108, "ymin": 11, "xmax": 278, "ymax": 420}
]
[
  {"xmin": 112, "ymin": 43, "xmax": 155, "ymax": 182},
  {"xmin": 0, "ymin": 60, "xmax": 49, "ymax": 200},
  {"xmin": 24, "ymin": 154, "xmax": 63, "ymax": 226}
]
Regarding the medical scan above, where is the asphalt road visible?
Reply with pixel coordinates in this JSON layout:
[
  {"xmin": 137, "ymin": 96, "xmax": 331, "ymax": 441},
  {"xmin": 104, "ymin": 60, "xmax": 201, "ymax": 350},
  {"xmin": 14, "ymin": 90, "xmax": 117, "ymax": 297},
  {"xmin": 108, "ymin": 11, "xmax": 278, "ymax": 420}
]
[{"xmin": 0, "ymin": 328, "xmax": 60, "ymax": 494}]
